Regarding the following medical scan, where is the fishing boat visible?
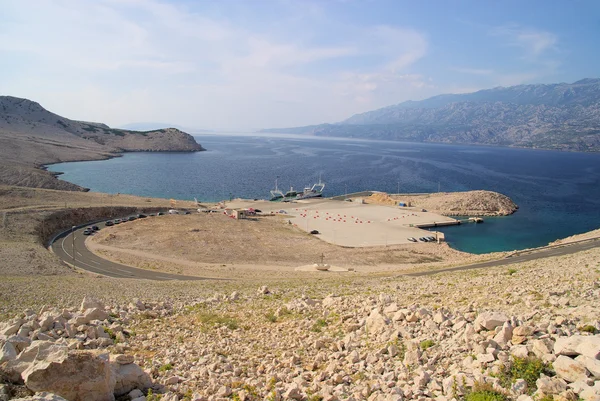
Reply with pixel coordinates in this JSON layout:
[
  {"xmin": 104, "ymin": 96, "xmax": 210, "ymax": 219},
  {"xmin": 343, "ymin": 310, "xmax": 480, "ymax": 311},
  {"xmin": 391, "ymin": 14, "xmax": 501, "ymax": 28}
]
[
  {"xmin": 296, "ymin": 179, "xmax": 325, "ymax": 200},
  {"xmin": 269, "ymin": 178, "xmax": 285, "ymax": 201}
]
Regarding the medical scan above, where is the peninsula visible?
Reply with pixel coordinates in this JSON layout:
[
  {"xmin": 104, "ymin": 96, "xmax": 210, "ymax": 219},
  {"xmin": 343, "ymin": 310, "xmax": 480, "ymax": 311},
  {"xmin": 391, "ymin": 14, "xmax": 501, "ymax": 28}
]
[{"xmin": 0, "ymin": 96, "xmax": 205, "ymax": 191}]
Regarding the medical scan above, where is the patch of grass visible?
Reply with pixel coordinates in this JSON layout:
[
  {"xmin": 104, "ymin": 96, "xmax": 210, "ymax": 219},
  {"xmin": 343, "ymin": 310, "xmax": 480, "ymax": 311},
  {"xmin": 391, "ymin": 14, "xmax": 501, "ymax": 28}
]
[
  {"xmin": 420, "ymin": 339, "xmax": 435, "ymax": 350},
  {"xmin": 580, "ymin": 324, "xmax": 597, "ymax": 334},
  {"xmin": 265, "ymin": 311, "xmax": 277, "ymax": 323},
  {"xmin": 465, "ymin": 382, "xmax": 507, "ymax": 401},
  {"xmin": 158, "ymin": 363, "xmax": 173, "ymax": 372},
  {"xmin": 507, "ymin": 268, "xmax": 517, "ymax": 275},
  {"xmin": 311, "ymin": 318, "xmax": 328, "ymax": 332},
  {"xmin": 496, "ymin": 357, "xmax": 553, "ymax": 393},
  {"xmin": 196, "ymin": 312, "xmax": 239, "ymax": 330}
]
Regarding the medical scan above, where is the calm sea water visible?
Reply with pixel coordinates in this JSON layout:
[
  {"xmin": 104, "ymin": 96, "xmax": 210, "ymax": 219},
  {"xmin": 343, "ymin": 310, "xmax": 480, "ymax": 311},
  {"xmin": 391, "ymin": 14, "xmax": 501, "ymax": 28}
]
[{"xmin": 47, "ymin": 133, "xmax": 600, "ymax": 254}]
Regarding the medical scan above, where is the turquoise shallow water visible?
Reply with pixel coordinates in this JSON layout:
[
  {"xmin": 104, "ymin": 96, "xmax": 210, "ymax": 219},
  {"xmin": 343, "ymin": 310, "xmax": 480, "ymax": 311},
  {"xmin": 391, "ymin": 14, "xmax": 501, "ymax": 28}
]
[{"xmin": 47, "ymin": 133, "xmax": 600, "ymax": 254}]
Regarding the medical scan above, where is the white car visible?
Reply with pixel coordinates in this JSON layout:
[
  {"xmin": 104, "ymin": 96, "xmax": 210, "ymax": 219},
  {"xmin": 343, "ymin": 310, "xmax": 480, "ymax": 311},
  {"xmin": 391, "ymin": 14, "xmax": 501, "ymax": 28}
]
[{"xmin": 168, "ymin": 209, "xmax": 179, "ymax": 215}]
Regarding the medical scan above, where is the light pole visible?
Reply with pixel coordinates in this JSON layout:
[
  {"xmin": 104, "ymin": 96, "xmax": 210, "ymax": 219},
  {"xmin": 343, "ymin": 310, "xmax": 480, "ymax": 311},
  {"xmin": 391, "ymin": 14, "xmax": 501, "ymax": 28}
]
[
  {"xmin": 71, "ymin": 226, "xmax": 76, "ymax": 264},
  {"xmin": 397, "ymin": 181, "xmax": 400, "ymax": 195}
]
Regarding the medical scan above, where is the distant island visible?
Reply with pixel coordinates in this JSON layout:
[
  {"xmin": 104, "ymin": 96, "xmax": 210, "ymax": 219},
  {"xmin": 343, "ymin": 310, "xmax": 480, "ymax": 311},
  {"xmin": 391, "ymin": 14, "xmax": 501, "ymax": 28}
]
[
  {"xmin": 0, "ymin": 96, "xmax": 205, "ymax": 191},
  {"xmin": 260, "ymin": 78, "xmax": 600, "ymax": 152}
]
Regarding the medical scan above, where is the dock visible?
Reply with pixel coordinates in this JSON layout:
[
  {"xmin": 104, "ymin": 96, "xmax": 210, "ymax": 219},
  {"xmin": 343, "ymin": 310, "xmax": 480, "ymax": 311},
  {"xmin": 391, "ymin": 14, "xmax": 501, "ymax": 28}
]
[{"xmin": 415, "ymin": 217, "xmax": 483, "ymax": 228}]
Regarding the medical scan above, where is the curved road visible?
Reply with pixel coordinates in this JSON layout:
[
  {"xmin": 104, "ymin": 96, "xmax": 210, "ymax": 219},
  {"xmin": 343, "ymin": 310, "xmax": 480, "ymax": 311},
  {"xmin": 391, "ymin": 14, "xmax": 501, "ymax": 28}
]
[
  {"xmin": 51, "ymin": 220, "xmax": 207, "ymax": 281},
  {"xmin": 51, "ymin": 219, "xmax": 600, "ymax": 280},
  {"xmin": 406, "ymin": 237, "xmax": 600, "ymax": 277}
]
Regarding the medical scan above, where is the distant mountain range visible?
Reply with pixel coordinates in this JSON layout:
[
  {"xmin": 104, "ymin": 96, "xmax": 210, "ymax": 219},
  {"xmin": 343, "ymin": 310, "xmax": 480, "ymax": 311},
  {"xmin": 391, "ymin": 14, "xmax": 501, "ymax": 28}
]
[
  {"xmin": 260, "ymin": 78, "xmax": 600, "ymax": 152},
  {"xmin": 0, "ymin": 96, "xmax": 205, "ymax": 190}
]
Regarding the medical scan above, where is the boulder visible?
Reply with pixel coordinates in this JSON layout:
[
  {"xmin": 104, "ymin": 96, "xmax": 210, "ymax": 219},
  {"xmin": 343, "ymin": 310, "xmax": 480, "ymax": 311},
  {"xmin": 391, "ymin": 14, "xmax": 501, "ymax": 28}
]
[
  {"xmin": 80, "ymin": 296, "xmax": 105, "ymax": 312},
  {"xmin": 0, "ymin": 341, "xmax": 17, "ymax": 363},
  {"xmin": 575, "ymin": 355, "xmax": 600, "ymax": 378},
  {"xmin": 365, "ymin": 309, "xmax": 389, "ymax": 335},
  {"xmin": 536, "ymin": 375, "xmax": 567, "ymax": 396},
  {"xmin": 554, "ymin": 335, "xmax": 600, "ymax": 359},
  {"xmin": 22, "ymin": 351, "xmax": 116, "ymax": 401},
  {"xmin": 110, "ymin": 359, "xmax": 152, "ymax": 397},
  {"xmin": 553, "ymin": 355, "xmax": 589, "ymax": 383},
  {"xmin": 475, "ymin": 312, "xmax": 508, "ymax": 331}
]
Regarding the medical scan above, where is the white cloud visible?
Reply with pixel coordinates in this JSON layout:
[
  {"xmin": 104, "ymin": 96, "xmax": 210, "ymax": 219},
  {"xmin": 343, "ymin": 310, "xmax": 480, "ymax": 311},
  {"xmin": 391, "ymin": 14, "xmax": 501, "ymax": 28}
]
[
  {"xmin": 491, "ymin": 25, "xmax": 558, "ymax": 60},
  {"xmin": 0, "ymin": 0, "xmax": 430, "ymax": 129}
]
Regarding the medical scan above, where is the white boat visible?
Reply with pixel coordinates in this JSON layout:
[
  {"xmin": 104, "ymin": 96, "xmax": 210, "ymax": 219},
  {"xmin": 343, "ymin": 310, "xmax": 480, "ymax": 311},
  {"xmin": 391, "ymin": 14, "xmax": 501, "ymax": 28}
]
[{"xmin": 295, "ymin": 178, "xmax": 325, "ymax": 200}]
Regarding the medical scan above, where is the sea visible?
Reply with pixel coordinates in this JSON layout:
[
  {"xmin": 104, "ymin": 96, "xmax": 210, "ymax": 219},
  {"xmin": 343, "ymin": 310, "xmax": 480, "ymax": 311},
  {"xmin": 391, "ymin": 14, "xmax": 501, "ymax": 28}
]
[{"xmin": 47, "ymin": 133, "xmax": 600, "ymax": 255}]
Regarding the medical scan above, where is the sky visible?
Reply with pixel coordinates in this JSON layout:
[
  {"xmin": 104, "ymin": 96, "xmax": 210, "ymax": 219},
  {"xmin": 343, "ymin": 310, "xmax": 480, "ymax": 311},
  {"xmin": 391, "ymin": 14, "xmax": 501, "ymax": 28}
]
[{"xmin": 1, "ymin": 0, "xmax": 599, "ymax": 131}]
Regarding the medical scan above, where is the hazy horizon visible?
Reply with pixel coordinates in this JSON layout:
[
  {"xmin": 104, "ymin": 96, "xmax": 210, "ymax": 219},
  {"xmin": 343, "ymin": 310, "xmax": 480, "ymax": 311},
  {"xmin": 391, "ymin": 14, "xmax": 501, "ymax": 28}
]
[{"xmin": 2, "ymin": 0, "xmax": 599, "ymax": 131}]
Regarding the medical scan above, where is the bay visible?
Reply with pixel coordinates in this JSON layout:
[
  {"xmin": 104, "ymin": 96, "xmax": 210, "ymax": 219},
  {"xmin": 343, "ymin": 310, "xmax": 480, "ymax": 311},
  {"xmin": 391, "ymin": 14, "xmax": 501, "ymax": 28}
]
[{"xmin": 47, "ymin": 133, "xmax": 600, "ymax": 254}]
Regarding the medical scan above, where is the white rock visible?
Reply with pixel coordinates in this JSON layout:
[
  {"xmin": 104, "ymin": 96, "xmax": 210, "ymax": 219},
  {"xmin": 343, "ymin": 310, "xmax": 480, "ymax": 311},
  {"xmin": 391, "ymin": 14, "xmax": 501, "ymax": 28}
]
[
  {"xmin": 80, "ymin": 296, "xmax": 105, "ymax": 312},
  {"xmin": 22, "ymin": 350, "xmax": 116, "ymax": 401},
  {"xmin": 283, "ymin": 383, "xmax": 303, "ymax": 400},
  {"xmin": 0, "ymin": 320, "xmax": 22, "ymax": 336},
  {"xmin": 512, "ymin": 379, "xmax": 528, "ymax": 395},
  {"xmin": 0, "ymin": 341, "xmax": 17, "ymax": 363},
  {"xmin": 536, "ymin": 375, "xmax": 567, "ymax": 395},
  {"xmin": 128, "ymin": 389, "xmax": 144, "ymax": 399},
  {"xmin": 576, "ymin": 355, "xmax": 600, "ymax": 378},
  {"xmin": 365, "ymin": 309, "xmax": 389, "ymax": 335},
  {"xmin": 493, "ymin": 322, "xmax": 513, "ymax": 345},
  {"xmin": 515, "ymin": 395, "xmax": 533, "ymax": 401},
  {"xmin": 111, "ymin": 361, "xmax": 152, "ymax": 397},
  {"xmin": 554, "ymin": 335, "xmax": 600, "ymax": 359},
  {"xmin": 553, "ymin": 355, "xmax": 589, "ymax": 383},
  {"xmin": 475, "ymin": 311, "xmax": 508, "ymax": 331},
  {"xmin": 510, "ymin": 345, "xmax": 529, "ymax": 359}
]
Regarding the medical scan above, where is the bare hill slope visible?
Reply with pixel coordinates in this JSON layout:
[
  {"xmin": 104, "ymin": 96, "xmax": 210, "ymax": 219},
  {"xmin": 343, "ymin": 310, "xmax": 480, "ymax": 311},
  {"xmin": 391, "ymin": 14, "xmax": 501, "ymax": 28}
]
[{"xmin": 0, "ymin": 96, "xmax": 205, "ymax": 190}]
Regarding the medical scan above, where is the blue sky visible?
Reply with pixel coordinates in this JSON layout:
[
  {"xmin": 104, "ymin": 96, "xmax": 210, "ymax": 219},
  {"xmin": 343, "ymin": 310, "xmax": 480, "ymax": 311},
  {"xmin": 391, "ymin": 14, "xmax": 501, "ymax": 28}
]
[{"xmin": 1, "ymin": 0, "xmax": 598, "ymax": 130}]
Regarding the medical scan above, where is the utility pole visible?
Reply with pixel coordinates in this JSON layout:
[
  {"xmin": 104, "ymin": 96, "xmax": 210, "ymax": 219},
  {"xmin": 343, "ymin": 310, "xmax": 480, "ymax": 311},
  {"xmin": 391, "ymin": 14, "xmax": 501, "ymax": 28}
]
[{"xmin": 397, "ymin": 181, "xmax": 400, "ymax": 194}]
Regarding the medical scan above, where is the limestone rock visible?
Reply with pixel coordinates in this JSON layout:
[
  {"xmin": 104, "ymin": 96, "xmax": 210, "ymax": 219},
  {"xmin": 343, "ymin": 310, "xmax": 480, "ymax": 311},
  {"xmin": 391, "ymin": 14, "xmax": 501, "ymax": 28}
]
[
  {"xmin": 111, "ymin": 360, "xmax": 152, "ymax": 397},
  {"xmin": 80, "ymin": 297, "xmax": 105, "ymax": 312},
  {"xmin": 575, "ymin": 355, "xmax": 600, "ymax": 378},
  {"xmin": 554, "ymin": 335, "xmax": 600, "ymax": 359},
  {"xmin": 365, "ymin": 309, "xmax": 389, "ymax": 335},
  {"xmin": 22, "ymin": 351, "xmax": 116, "ymax": 401},
  {"xmin": 553, "ymin": 355, "xmax": 588, "ymax": 383},
  {"xmin": 0, "ymin": 341, "xmax": 17, "ymax": 363},
  {"xmin": 475, "ymin": 312, "xmax": 508, "ymax": 331},
  {"xmin": 536, "ymin": 375, "xmax": 567, "ymax": 396}
]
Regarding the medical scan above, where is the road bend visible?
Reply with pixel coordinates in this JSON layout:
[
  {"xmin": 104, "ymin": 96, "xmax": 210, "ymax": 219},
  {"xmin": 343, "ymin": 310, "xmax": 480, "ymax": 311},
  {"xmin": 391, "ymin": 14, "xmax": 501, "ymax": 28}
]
[
  {"xmin": 51, "ymin": 221, "xmax": 208, "ymax": 281},
  {"xmin": 406, "ymin": 238, "xmax": 600, "ymax": 277}
]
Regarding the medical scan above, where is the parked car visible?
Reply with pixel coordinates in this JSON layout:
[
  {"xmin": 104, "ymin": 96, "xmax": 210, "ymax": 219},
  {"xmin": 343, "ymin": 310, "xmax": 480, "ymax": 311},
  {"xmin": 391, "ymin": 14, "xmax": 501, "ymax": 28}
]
[
  {"xmin": 137, "ymin": 214, "xmax": 147, "ymax": 218},
  {"xmin": 83, "ymin": 228, "xmax": 93, "ymax": 235},
  {"xmin": 128, "ymin": 216, "xmax": 137, "ymax": 221},
  {"xmin": 157, "ymin": 212, "xmax": 164, "ymax": 216},
  {"xmin": 105, "ymin": 221, "xmax": 114, "ymax": 227},
  {"xmin": 91, "ymin": 225, "xmax": 100, "ymax": 231},
  {"xmin": 310, "ymin": 230, "xmax": 320, "ymax": 235}
]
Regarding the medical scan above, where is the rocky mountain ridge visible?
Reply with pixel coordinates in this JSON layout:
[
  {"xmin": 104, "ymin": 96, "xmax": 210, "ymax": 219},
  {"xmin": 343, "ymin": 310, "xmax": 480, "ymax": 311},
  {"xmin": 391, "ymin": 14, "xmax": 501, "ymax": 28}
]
[
  {"xmin": 0, "ymin": 96, "xmax": 205, "ymax": 190},
  {"xmin": 260, "ymin": 79, "xmax": 600, "ymax": 152}
]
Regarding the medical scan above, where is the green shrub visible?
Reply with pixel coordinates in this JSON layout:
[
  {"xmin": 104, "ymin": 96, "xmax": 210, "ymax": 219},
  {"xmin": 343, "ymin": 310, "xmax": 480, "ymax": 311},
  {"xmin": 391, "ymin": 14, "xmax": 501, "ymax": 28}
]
[
  {"xmin": 311, "ymin": 318, "xmax": 328, "ymax": 332},
  {"xmin": 420, "ymin": 339, "xmax": 435, "ymax": 350},
  {"xmin": 507, "ymin": 268, "xmax": 517, "ymax": 275},
  {"xmin": 580, "ymin": 325, "xmax": 597, "ymax": 334},
  {"xmin": 265, "ymin": 311, "xmax": 277, "ymax": 323},
  {"xmin": 196, "ymin": 312, "xmax": 239, "ymax": 330},
  {"xmin": 158, "ymin": 363, "xmax": 173, "ymax": 372},
  {"xmin": 497, "ymin": 357, "xmax": 552, "ymax": 393},
  {"xmin": 465, "ymin": 383, "xmax": 507, "ymax": 401}
]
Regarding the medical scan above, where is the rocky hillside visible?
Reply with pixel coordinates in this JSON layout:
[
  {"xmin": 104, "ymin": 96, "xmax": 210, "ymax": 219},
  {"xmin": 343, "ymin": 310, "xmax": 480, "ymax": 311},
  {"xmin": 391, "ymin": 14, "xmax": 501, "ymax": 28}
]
[
  {"xmin": 261, "ymin": 79, "xmax": 600, "ymax": 152},
  {"xmin": 0, "ymin": 96, "xmax": 205, "ymax": 190},
  {"xmin": 393, "ymin": 191, "xmax": 519, "ymax": 216}
]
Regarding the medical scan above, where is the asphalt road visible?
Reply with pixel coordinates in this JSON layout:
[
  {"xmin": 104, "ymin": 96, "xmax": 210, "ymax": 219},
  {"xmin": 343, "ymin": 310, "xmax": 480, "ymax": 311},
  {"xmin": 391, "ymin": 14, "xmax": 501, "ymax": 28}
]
[
  {"xmin": 406, "ymin": 238, "xmax": 600, "ymax": 277},
  {"xmin": 51, "ymin": 219, "xmax": 207, "ymax": 281},
  {"xmin": 51, "ymin": 217, "xmax": 600, "ymax": 281}
]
